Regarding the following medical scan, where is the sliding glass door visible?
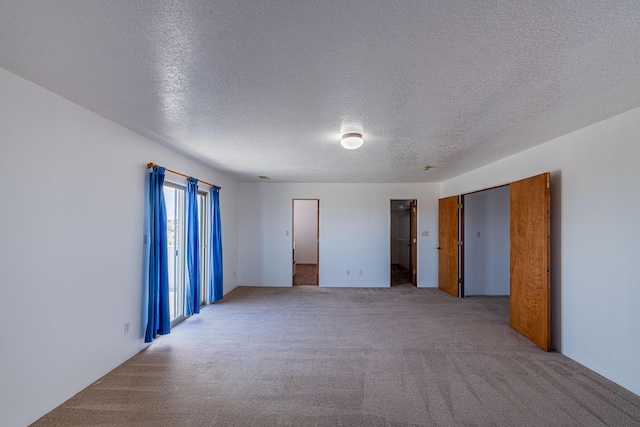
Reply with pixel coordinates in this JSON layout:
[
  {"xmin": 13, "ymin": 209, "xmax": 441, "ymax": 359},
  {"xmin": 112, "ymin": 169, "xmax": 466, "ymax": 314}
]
[
  {"xmin": 163, "ymin": 183, "xmax": 209, "ymax": 324},
  {"xmin": 198, "ymin": 191, "xmax": 208, "ymax": 306},
  {"xmin": 164, "ymin": 184, "xmax": 186, "ymax": 324}
]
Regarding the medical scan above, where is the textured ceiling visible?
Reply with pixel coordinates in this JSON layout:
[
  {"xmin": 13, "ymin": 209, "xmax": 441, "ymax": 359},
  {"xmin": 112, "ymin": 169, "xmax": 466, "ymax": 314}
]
[{"xmin": 1, "ymin": 1, "xmax": 640, "ymax": 183}]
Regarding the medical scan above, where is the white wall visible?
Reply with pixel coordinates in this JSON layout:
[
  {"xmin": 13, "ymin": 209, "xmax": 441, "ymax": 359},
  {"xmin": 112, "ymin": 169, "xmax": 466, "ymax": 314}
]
[
  {"xmin": 0, "ymin": 67, "xmax": 239, "ymax": 427},
  {"xmin": 464, "ymin": 187, "xmax": 510, "ymax": 296},
  {"xmin": 441, "ymin": 106, "xmax": 640, "ymax": 396},
  {"xmin": 239, "ymin": 183, "xmax": 440, "ymax": 288},
  {"xmin": 293, "ymin": 199, "xmax": 318, "ymax": 264}
]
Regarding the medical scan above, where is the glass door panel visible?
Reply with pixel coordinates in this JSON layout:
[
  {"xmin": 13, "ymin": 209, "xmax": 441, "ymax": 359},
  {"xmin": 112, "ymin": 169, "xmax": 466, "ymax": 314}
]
[{"xmin": 164, "ymin": 184, "xmax": 185, "ymax": 323}]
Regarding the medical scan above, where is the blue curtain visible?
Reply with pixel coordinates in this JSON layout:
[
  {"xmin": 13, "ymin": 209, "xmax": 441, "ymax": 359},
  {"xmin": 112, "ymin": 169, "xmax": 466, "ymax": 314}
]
[
  {"xmin": 209, "ymin": 186, "xmax": 224, "ymax": 302},
  {"xmin": 185, "ymin": 177, "xmax": 200, "ymax": 316},
  {"xmin": 145, "ymin": 166, "xmax": 171, "ymax": 343}
]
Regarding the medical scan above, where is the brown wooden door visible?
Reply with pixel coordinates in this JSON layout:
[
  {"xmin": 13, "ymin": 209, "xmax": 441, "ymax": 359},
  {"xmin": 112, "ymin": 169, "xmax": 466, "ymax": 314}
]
[
  {"xmin": 438, "ymin": 196, "xmax": 459, "ymax": 296},
  {"xmin": 410, "ymin": 200, "xmax": 418, "ymax": 285},
  {"xmin": 510, "ymin": 173, "xmax": 551, "ymax": 351}
]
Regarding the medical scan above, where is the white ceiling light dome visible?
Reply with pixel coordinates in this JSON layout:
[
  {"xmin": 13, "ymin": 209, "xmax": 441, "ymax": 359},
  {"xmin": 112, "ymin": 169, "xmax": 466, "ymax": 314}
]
[{"xmin": 341, "ymin": 132, "xmax": 364, "ymax": 150}]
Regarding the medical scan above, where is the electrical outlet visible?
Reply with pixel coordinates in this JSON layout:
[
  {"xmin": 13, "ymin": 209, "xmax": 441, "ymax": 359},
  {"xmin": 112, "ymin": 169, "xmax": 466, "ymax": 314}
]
[
  {"xmin": 347, "ymin": 270, "xmax": 350, "ymax": 275},
  {"xmin": 422, "ymin": 231, "xmax": 429, "ymax": 237},
  {"xmin": 123, "ymin": 322, "xmax": 130, "ymax": 335},
  {"xmin": 359, "ymin": 270, "xmax": 363, "ymax": 276}
]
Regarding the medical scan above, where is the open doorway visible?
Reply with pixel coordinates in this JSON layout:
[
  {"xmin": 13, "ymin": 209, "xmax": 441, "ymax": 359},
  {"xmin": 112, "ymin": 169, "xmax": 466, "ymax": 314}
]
[
  {"xmin": 390, "ymin": 200, "xmax": 417, "ymax": 286},
  {"xmin": 438, "ymin": 173, "xmax": 551, "ymax": 351},
  {"xmin": 292, "ymin": 199, "xmax": 319, "ymax": 286},
  {"xmin": 463, "ymin": 186, "xmax": 510, "ymax": 296}
]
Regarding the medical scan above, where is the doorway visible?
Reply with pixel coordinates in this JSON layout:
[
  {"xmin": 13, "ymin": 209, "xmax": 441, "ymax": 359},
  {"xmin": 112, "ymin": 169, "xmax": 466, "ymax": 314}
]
[
  {"xmin": 390, "ymin": 200, "xmax": 417, "ymax": 286},
  {"xmin": 437, "ymin": 173, "xmax": 551, "ymax": 351},
  {"xmin": 463, "ymin": 185, "xmax": 510, "ymax": 296},
  {"xmin": 292, "ymin": 199, "xmax": 319, "ymax": 286}
]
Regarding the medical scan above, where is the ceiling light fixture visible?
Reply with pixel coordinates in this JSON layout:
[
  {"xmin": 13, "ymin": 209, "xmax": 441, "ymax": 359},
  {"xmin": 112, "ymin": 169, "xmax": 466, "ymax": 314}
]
[{"xmin": 341, "ymin": 132, "xmax": 364, "ymax": 150}]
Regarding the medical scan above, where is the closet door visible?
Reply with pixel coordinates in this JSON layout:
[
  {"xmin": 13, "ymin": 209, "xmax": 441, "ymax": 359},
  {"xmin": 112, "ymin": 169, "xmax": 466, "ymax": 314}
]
[
  {"xmin": 438, "ymin": 196, "xmax": 459, "ymax": 296},
  {"xmin": 510, "ymin": 173, "xmax": 551, "ymax": 351}
]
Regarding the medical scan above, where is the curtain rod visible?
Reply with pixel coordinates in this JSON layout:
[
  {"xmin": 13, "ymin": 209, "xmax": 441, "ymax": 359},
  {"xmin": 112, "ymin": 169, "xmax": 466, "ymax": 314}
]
[{"xmin": 147, "ymin": 163, "xmax": 220, "ymax": 189}]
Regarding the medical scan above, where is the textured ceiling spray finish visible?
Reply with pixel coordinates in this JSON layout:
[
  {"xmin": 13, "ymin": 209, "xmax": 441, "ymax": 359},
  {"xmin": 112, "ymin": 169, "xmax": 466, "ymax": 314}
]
[{"xmin": 1, "ymin": 1, "xmax": 640, "ymax": 182}]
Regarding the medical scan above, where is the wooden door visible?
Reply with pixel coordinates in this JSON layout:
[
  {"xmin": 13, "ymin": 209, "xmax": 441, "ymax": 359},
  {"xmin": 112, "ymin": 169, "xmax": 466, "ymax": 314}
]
[
  {"xmin": 510, "ymin": 173, "xmax": 551, "ymax": 351},
  {"xmin": 410, "ymin": 200, "xmax": 418, "ymax": 285},
  {"xmin": 438, "ymin": 196, "xmax": 459, "ymax": 296}
]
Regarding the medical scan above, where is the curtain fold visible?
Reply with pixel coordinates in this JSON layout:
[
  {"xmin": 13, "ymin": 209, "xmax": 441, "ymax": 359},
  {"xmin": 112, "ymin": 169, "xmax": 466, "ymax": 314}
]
[
  {"xmin": 145, "ymin": 166, "xmax": 171, "ymax": 343},
  {"xmin": 209, "ymin": 186, "xmax": 224, "ymax": 302},
  {"xmin": 185, "ymin": 177, "xmax": 200, "ymax": 315}
]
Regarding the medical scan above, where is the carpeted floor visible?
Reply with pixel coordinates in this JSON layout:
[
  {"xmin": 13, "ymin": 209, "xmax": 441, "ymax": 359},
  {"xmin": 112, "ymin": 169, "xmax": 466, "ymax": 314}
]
[{"xmin": 32, "ymin": 286, "xmax": 640, "ymax": 426}]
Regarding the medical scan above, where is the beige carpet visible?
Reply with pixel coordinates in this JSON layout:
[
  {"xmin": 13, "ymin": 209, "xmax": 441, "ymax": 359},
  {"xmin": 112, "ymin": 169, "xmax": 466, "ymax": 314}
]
[{"xmin": 32, "ymin": 286, "xmax": 640, "ymax": 426}]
